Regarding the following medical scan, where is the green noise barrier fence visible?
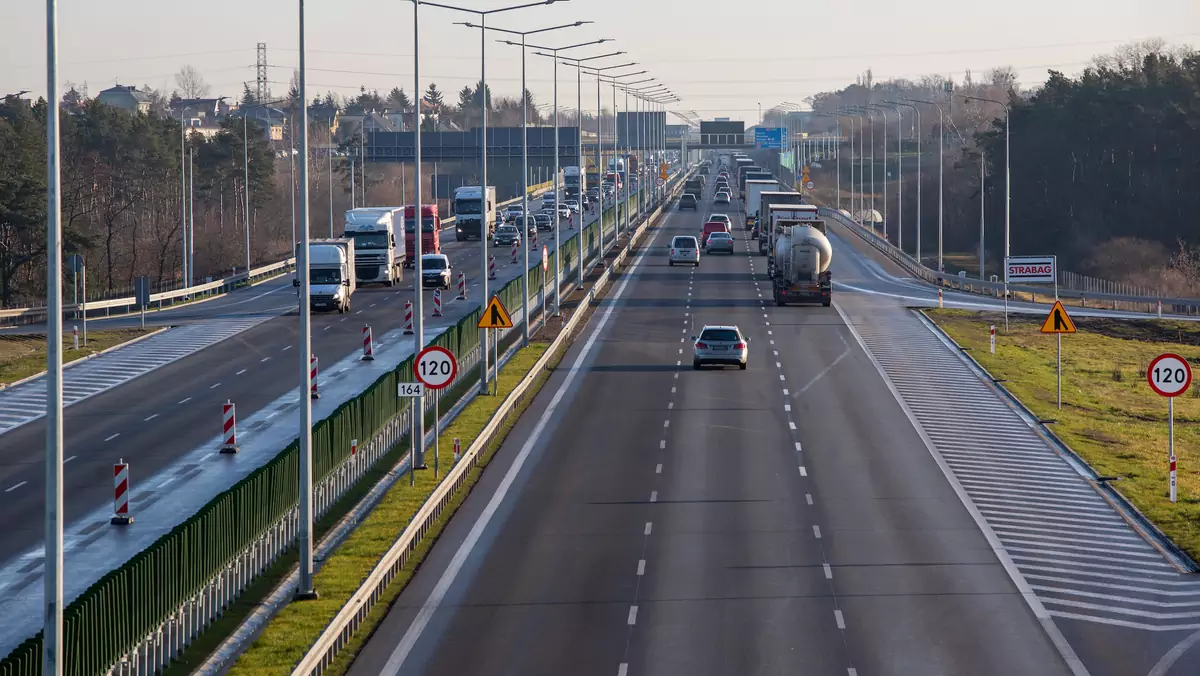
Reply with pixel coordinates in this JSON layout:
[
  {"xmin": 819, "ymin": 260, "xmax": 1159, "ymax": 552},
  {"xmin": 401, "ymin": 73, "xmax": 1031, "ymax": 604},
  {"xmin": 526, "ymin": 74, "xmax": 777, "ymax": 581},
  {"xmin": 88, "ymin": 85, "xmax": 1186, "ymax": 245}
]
[{"xmin": 0, "ymin": 179, "xmax": 672, "ymax": 676}]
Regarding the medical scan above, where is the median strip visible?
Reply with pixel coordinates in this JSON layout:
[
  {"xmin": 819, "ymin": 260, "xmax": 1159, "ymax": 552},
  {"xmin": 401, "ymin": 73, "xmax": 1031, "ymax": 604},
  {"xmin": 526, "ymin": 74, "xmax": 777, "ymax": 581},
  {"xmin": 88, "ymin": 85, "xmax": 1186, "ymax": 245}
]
[
  {"xmin": 924, "ymin": 308, "xmax": 1200, "ymax": 561},
  {"xmin": 0, "ymin": 327, "xmax": 160, "ymax": 387}
]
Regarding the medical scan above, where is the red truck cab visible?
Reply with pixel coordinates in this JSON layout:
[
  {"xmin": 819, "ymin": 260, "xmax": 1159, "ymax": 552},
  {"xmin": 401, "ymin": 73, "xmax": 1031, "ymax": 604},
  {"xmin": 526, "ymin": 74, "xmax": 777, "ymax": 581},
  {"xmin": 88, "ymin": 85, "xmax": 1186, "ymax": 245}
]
[
  {"xmin": 404, "ymin": 204, "xmax": 441, "ymax": 267},
  {"xmin": 700, "ymin": 221, "xmax": 729, "ymax": 247}
]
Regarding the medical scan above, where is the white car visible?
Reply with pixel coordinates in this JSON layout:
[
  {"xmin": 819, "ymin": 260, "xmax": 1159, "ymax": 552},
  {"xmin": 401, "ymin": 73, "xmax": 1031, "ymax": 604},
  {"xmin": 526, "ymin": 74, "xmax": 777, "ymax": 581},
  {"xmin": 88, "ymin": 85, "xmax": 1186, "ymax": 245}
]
[
  {"xmin": 420, "ymin": 253, "xmax": 452, "ymax": 289},
  {"xmin": 714, "ymin": 191, "xmax": 731, "ymax": 205},
  {"xmin": 564, "ymin": 200, "xmax": 581, "ymax": 214},
  {"xmin": 706, "ymin": 214, "xmax": 731, "ymax": 229},
  {"xmin": 668, "ymin": 235, "xmax": 700, "ymax": 267}
]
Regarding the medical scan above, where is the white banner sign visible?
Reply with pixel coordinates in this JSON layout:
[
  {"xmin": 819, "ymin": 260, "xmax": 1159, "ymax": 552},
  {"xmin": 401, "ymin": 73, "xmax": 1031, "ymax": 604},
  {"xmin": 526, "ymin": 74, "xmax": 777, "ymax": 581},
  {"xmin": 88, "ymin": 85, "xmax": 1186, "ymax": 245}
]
[{"xmin": 1005, "ymin": 255, "xmax": 1056, "ymax": 283}]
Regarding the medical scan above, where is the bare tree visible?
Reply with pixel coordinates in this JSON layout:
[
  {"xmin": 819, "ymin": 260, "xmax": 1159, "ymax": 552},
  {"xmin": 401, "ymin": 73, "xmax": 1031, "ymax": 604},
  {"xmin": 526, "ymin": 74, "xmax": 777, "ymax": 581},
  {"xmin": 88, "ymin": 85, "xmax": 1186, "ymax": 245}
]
[{"xmin": 175, "ymin": 65, "xmax": 211, "ymax": 99}]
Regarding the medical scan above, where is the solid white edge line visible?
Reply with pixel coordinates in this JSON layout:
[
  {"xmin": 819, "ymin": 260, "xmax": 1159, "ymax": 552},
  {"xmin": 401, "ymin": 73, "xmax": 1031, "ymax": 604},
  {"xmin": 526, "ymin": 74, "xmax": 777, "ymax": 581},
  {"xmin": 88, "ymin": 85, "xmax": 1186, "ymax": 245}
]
[
  {"xmin": 377, "ymin": 214, "xmax": 662, "ymax": 676},
  {"xmin": 831, "ymin": 301, "xmax": 1092, "ymax": 676}
]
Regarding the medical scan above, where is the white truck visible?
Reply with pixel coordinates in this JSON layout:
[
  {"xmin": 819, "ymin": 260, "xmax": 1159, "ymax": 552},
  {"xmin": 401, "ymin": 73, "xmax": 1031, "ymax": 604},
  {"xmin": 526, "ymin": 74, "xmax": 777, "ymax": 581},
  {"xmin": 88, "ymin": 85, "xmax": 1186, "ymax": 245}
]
[
  {"xmin": 453, "ymin": 185, "xmax": 496, "ymax": 241},
  {"xmin": 304, "ymin": 238, "xmax": 356, "ymax": 313},
  {"xmin": 744, "ymin": 180, "xmax": 779, "ymax": 231},
  {"xmin": 563, "ymin": 165, "xmax": 584, "ymax": 203},
  {"xmin": 768, "ymin": 207, "xmax": 831, "ymax": 307},
  {"xmin": 342, "ymin": 207, "xmax": 404, "ymax": 286}
]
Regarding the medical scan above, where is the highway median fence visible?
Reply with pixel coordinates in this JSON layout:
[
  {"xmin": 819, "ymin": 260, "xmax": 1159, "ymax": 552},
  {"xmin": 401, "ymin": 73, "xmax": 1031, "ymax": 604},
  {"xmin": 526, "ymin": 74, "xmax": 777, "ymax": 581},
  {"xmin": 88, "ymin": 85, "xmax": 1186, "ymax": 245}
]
[{"xmin": 0, "ymin": 172, "xmax": 682, "ymax": 676}]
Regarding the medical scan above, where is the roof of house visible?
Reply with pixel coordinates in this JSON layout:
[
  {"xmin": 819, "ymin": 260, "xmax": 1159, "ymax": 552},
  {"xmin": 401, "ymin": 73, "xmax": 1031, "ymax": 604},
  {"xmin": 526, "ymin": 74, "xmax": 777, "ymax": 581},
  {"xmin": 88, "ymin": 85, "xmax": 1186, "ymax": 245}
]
[{"xmin": 100, "ymin": 85, "xmax": 153, "ymax": 103}]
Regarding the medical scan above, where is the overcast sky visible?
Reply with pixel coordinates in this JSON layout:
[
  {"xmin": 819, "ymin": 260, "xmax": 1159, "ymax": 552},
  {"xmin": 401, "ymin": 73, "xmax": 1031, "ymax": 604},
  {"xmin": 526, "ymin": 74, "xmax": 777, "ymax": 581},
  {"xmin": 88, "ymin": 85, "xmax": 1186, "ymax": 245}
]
[{"xmin": 3, "ymin": 0, "xmax": 1197, "ymax": 122}]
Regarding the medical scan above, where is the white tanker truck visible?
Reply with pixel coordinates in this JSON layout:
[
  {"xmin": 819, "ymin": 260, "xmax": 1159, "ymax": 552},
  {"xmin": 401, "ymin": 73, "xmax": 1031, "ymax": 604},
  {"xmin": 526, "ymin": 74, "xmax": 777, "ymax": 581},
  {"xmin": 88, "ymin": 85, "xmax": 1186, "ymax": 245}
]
[{"xmin": 768, "ymin": 206, "xmax": 832, "ymax": 307}]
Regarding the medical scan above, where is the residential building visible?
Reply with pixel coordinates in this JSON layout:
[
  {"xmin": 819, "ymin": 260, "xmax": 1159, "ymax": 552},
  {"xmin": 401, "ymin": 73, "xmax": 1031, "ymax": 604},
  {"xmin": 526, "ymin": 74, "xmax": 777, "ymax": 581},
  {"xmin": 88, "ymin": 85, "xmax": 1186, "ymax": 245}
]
[{"xmin": 96, "ymin": 85, "xmax": 152, "ymax": 114}]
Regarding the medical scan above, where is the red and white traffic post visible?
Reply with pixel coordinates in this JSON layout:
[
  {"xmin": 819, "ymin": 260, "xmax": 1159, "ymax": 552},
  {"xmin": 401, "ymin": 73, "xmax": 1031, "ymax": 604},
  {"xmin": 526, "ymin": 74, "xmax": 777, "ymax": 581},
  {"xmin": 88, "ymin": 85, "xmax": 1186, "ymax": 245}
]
[
  {"xmin": 989, "ymin": 325, "xmax": 996, "ymax": 354},
  {"xmin": 310, "ymin": 354, "xmax": 320, "ymax": 399},
  {"xmin": 432, "ymin": 288, "xmax": 443, "ymax": 317},
  {"xmin": 362, "ymin": 325, "xmax": 375, "ymax": 361},
  {"xmin": 937, "ymin": 288, "xmax": 944, "ymax": 308},
  {"xmin": 221, "ymin": 400, "xmax": 239, "ymax": 453},
  {"xmin": 1148, "ymin": 353, "xmax": 1192, "ymax": 503},
  {"xmin": 488, "ymin": 255, "xmax": 497, "ymax": 280},
  {"xmin": 456, "ymin": 271, "xmax": 467, "ymax": 300},
  {"xmin": 404, "ymin": 300, "xmax": 414, "ymax": 335},
  {"xmin": 453, "ymin": 437, "xmax": 461, "ymax": 465},
  {"xmin": 511, "ymin": 239, "xmax": 519, "ymax": 264},
  {"xmin": 529, "ymin": 229, "xmax": 537, "ymax": 250},
  {"xmin": 111, "ymin": 459, "xmax": 133, "ymax": 525}
]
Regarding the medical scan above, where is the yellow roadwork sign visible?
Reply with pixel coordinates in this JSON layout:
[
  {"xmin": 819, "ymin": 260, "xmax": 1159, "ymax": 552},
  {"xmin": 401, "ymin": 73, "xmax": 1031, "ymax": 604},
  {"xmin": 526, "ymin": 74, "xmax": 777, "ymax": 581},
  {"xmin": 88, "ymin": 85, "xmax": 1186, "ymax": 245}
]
[
  {"xmin": 478, "ymin": 295, "xmax": 515, "ymax": 329},
  {"xmin": 1040, "ymin": 300, "xmax": 1077, "ymax": 334}
]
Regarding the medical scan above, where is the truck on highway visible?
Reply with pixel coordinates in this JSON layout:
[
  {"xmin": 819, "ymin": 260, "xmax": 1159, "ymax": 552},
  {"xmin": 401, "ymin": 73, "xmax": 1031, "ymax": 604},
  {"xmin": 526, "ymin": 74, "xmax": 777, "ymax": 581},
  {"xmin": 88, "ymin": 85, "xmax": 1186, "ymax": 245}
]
[
  {"xmin": 563, "ymin": 165, "xmax": 585, "ymax": 203},
  {"xmin": 452, "ymin": 185, "xmax": 496, "ymax": 241},
  {"xmin": 756, "ymin": 190, "xmax": 807, "ymax": 248},
  {"xmin": 769, "ymin": 207, "xmax": 831, "ymax": 307},
  {"xmin": 684, "ymin": 177, "xmax": 704, "ymax": 198},
  {"xmin": 342, "ymin": 207, "xmax": 405, "ymax": 286},
  {"xmin": 744, "ymin": 180, "xmax": 778, "ymax": 231},
  {"xmin": 737, "ymin": 165, "xmax": 763, "ymax": 198},
  {"xmin": 404, "ymin": 204, "xmax": 441, "ymax": 266},
  {"xmin": 742, "ymin": 171, "xmax": 774, "ymax": 200},
  {"xmin": 304, "ymin": 238, "xmax": 357, "ymax": 313}
]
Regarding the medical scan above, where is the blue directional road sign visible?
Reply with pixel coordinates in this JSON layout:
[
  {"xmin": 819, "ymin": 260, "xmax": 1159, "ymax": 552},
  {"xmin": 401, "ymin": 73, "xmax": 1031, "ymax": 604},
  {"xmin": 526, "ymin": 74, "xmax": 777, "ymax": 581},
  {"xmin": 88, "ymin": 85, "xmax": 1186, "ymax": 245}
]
[{"xmin": 755, "ymin": 127, "xmax": 788, "ymax": 150}]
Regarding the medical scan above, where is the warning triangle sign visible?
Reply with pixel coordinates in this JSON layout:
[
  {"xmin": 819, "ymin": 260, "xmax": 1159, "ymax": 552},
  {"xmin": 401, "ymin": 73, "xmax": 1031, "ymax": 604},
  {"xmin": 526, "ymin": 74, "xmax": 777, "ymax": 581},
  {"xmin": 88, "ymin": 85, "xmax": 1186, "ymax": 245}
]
[
  {"xmin": 1039, "ymin": 300, "xmax": 1077, "ymax": 334},
  {"xmin": 478, "ymin": 295, "xmax": 514, "ymax": 329}
]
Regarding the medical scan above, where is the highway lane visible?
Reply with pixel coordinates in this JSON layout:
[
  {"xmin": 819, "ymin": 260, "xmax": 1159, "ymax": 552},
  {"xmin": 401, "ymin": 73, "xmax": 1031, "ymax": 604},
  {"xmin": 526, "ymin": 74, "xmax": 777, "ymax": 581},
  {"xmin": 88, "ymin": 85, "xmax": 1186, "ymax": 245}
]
[
  {"xmin": 0, "ymin": 204, "xmax": 614, "ymax": 563},
  {"xmin": 346, "ymin": 187, "xmax": 1078, "ymax": 675}
]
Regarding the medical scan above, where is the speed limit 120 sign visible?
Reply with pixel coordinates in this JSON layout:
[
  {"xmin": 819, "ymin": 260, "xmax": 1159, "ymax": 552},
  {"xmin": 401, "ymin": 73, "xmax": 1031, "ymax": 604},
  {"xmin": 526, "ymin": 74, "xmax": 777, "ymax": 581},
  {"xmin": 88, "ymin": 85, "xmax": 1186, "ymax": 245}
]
[
  {"xmin": 415, "ymin": 345, "xmax": 457, "ymax": 390},
  {"xmin": 1148, "ymin": 353, "xmax": 1192, "ymax": 397}
]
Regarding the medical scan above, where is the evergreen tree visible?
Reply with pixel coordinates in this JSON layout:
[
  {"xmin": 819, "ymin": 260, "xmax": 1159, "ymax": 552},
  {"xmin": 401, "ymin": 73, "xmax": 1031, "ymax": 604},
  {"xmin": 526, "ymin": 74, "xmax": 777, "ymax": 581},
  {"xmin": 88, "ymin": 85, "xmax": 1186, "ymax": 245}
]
[{"xmin": 386, "ymin": 87, "xmax": 411, "ymax": 112}]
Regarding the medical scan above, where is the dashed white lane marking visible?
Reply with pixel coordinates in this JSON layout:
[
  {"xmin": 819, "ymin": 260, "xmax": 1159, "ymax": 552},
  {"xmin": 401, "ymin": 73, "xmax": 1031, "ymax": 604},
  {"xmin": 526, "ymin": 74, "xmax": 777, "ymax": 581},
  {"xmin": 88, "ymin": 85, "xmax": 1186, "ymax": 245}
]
[
  {"xmin": 806, "ymin": 493, "xmax": 814, "ymax": 505},
  {"xmin": 650, "ymin": 491, "xmax": 658, "ymax": 503},
  {"xmin": 848, "ymin": 669, "xmax": 859, "ymax": 676},
  {"xmin": 659, "ymin": 440, "xmax": 666, "ymax": 449},
  {"xmin": 282, "ymin": 345, "xmax": 292, "ymax": 351},
  {"xmin": 236, "ymin": 369, "xmax": 247, "ymax": 375},
  {"xmin": 644, "ymin": 521, "xmax": 653, "ymax": 536},
  {"xmin": 323, "ymin": 326, "xmax": 331, "ymax": 331},
  {"xmin": 637, "ymin": 560, "xmax": 646, "ymax": 576},
  {"xmin": 64, "ymin": 455, "xmax": 76, "ymax": 464},
  {"xmin": 824, "ymin": 563, "xmax": 833, "ymax": 579},
  {"xmin": 618, "ymin": 664, "xmax": 629, "ymax": 676},
  {"xmin": 794, "ymin": 442, "xmax": 802, "ymax": 451},
  {"xmin": 779, "ymin": 374, "xmax": 785, "ymax": 381},
  {"xmin": 355, "ymin": 310, "xmax": 363, "ymax": 315},
  {"xmin": 104, "ymin": 433, "xmax": 120, "ymax": 442},
  {"xmin": 783, "ymin": 388, "xmax": 789, "ymax": 396},
  {"xmin": 177, "ymin": 397, "xmax": 192, "ymax": 405},
  {"xmin": 789, "ymin": 421, "xmax": 797, "ymax": 430},
  {"xmin": 813, "ymin": 525, "xmax": 823, "ymax": 539},
  {"xmin": 785, "ymin": 404, "xmax": 792, "ymax": 412},
  {"xmin": 199, "ymin": 452, "xmax": 214, "ymax": 461},
  {"xmin": 260, "ymin": 357, "xmax": 271, "ymax": 363},
  {"xmin": 627, "ymin": 605, "xmax": 639, "ymax": 625},
  {"xmin": 799, "ymin": 466, "xmax": 808, "ymax": 477},
  {"xmin": 663, "ymin": 420, "xmax": 670, "ymax": 428},
  {"xmin": 144, "ymin": 414, "xmax": 158, "ymax": 422},
  {"xmin": 5, "ymin": 481, "xmax": 27, "ymax": 492},
  {"xmin": 656, "ymin": 463, "xmax": 662, "ymax": 474},
  {"xmin": 209, "ymin": 382, "xmax": 221, "ymax": 389},
  {"xmin": 667, "ymin": 402, "xmax": 674, "ymax": 410},
  {"xmin": 671, "ymin": 386, "xmax": 676, "ymax": 394},
  {"xmin": 835, "ymin": 610, "xmax": 846, "ymax": 629}
]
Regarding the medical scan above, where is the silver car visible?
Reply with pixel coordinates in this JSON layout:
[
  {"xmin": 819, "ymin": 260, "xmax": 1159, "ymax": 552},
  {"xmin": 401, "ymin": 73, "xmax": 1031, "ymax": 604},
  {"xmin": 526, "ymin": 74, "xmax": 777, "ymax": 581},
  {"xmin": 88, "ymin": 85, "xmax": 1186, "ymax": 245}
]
[
  {"xmin": 705, "ymin": 231, "xmax": 734, "ymax": 254},
  {"xmin": 714, "ymin": 190, "xmax": 731, "ymax": 205},
  {"xmin": 669, "ymin": 235, "xmax": 700, "ymax": 266},
  {"xmin": 692, "ymin": 325, "xmax": 749, "ymax": 370}
]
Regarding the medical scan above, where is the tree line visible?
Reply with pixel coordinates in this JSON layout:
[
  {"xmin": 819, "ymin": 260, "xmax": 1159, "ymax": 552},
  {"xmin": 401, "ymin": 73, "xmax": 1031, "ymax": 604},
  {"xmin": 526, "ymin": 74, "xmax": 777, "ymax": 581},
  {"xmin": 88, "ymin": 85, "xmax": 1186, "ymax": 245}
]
[
  {"xmin": 797, "ymin": 40, "xmax": 1200, "ymax": 295},
  {"xmin": 0, "ymin": 70, "xmax": 614, "ymax": 308}
]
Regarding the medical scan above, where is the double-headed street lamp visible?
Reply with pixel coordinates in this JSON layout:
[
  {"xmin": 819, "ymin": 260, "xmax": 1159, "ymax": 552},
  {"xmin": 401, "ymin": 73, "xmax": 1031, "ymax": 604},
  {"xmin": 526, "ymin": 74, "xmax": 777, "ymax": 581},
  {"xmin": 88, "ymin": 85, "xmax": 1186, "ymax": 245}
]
[
  {"xmin": 579, "ymin": 64, "xmax": 644, "ymax": 256},
  {"xmin": 595, "ymin": 72, "xmax": 653, "ymax": 240},
  {"xmin": 431, "ymin": 0, "xmax": 562, "ymax": 397},
  {"xmin": 484, "ymin": 20, "xmax": 588, "ymax": 347},
  {"xmin": 618, "ymin": 83, "xmax": 667, "ymax": 220},
  {"xmin": 886, "ymin": 99, "xmax": 921, "ymax": 264},
  {"xmin": 506, "ymin": 37, "xmax": 610, "ymax": 318},
  {"xmin": 535, "ymin": 52, "xmax": 629, "ymax": 286},
  {"xmin": 902, "ymin": 97, "xmax": 946, "ymax": 275}
]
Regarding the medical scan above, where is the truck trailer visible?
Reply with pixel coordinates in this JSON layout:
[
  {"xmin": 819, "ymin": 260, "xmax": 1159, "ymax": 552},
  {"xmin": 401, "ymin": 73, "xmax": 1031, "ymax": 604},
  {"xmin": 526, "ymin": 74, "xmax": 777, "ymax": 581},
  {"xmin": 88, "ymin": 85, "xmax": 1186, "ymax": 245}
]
[
  {"xmin": 756, "ymin": 191, "xmax": 807, "ymax": 251},
  {"xmin": 342, "ymin": 208, "xmax": 405, "ymax": 286},
  {"xmin": 744, "ymin": 180, "xmax": 779, "ymax": 230},
  {"xmin": 766, "ymin": 206, "xmax": 831, "ymax": 307},
  {"xmin": 452, "ymin": 185, "xmax": 496, "ymax": 241}
]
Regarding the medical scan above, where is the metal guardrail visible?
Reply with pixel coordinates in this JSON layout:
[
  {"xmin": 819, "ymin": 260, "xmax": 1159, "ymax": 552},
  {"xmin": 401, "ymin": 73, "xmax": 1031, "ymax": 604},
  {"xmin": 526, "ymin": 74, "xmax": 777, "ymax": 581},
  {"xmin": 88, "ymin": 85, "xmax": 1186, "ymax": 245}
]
[
  {"xmin": 291, "ymin": 168, "xmax": 690, "ymax": 676},
  {"xmin": 820, "ymin": 207, "xmax": 1200, "ymax": 316},
  {"xmin": 0, "ymin": 181, "xmax": 561, "ymax": 328}
]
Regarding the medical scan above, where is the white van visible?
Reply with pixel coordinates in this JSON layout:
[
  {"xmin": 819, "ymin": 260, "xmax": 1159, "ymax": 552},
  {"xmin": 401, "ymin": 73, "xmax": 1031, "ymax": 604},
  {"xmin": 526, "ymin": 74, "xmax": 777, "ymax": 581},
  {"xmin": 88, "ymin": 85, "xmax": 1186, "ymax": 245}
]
[{"xmin": 669, "ymin": 235, "xmax": 700, "ymax": 267}]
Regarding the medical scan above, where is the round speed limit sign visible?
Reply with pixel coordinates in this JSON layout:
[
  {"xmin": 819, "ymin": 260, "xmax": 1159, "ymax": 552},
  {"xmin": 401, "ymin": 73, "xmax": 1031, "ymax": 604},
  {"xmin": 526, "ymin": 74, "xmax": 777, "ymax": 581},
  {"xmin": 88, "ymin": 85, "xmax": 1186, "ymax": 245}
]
[
  {"xmin": 415, "ymin": 345, "xmax": 457, "ymax": 390},
  {"xmin": 1148, "ymin": 353, "xmax": 1192, "ymax": 397}
]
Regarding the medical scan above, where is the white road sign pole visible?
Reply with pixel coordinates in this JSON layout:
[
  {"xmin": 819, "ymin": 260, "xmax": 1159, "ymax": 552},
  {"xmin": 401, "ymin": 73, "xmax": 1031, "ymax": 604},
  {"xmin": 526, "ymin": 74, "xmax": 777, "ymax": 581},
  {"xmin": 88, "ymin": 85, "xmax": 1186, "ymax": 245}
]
[{"xmin": 1148, "ymin": 353, "xmax": 1192, "ymax": 503}]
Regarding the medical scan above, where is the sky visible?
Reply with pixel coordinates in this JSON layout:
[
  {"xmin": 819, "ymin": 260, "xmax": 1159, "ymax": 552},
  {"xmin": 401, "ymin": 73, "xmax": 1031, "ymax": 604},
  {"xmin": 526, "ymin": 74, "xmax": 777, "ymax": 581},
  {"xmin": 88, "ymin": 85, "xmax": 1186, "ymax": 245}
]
[{"xmin": 2, "ymin": 0, "xmax": 1198, "ymax": 122}]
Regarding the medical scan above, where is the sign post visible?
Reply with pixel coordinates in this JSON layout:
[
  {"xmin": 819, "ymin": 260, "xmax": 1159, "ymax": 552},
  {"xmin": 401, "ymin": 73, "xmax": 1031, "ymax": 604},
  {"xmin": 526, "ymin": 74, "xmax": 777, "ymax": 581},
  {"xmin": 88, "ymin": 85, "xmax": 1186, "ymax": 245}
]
[
  {"xmin": 415, "ymin": 345, "xmax": 457, "ymax": 479},
  {"xmin": 542, "ymin": 245, "xmax": 550, "ymax": 325},
  {"xmin": 135, "ymin": 276, "xmax": 151, "ymax": 329},
  {"xmin": 1006, "ymin": 255, "xmax": 1057, "ymax": 332},
  {"xmin": 1147, "ymin": 353, "xmax": 1192, "ymax": 503},
  {"xmin": 477, "ymin": 295, "xmax": 514, "ymax": 396},
  {"xmin": 1039, "ymin": 299, "xmax": 1077, "ymax": 409}
]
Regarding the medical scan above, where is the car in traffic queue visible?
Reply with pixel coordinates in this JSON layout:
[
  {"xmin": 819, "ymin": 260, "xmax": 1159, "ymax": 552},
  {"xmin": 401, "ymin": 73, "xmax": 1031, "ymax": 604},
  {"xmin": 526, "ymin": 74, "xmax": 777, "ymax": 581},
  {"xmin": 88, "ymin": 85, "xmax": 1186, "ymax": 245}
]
[
  {"xmin": 514, "ymin": 215, "xmax": 538, "ymax": 237},
  {"xmin": 679, "ymin": 193, "xmax": 699, "ymax": 211},
  {"xmin": 669, "ymin": 235, "xmax": 700, "ymax": 267},
  {"xmin": 692, "ymin": 325, "xmax": 750, "ymax": 370},
  {"xmin": 700, "ymin": 220, "xmax": 731, "ymax": 248},
  {"xmin": 533, "ymin": 212, "xmax": 552, "ymax": 231},
  {"xmin": 714, "ymin": 190, "xmax": 731, "ymax": 205},
  {"xmin": 420, "ymin": 253, "xmax": 452, "ymax": 289},
  {"xmin": 503, "ymin": 205, "xmax": 523, "ymax": 223},
  {"xmin": 492, "ymin": 224, "xmax": 521, "ymax": 247},
  {"xmin": 706, "ymin": 214, "xmax": 731, "ymax": 230},
  {"xmin": 705, "ymin": 231, "xmax": 735, "ymax": 255},
  {"xmin": 564, "ymin": 200, "xmax": 581, "ymax": 215}
]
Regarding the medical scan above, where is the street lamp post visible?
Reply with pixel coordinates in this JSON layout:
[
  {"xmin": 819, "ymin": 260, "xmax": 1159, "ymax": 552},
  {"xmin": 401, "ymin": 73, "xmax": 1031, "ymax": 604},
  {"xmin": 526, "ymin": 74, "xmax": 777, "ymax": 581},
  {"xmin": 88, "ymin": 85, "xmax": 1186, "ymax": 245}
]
[
  {"xmin": 436, "ymin": 0, "xmax": 559, "ymax": 396},
  {"xmin": 510, "ymin": 38, "xmax": 608, "ymax": 318},
  {"xmin": 296, "ymin": 0, "xmax": 318, "ymax": 601},
  {"xmin": 886, "ymin": 100, "xmax": 921, "ymax": 264},
  {"xmin": 581, "ymin": 65, "xmax": 643, "ymax": 263},
  {"xmin": 904, "ymin": 98, "xmax": 945, "ymax": 275},
  {"xmin": 815, "ymin": 112, "xmax": 840, "ymax": 211},
  {"xmin": 964, "ymin": 94, "xmax": 1011, "ymax": 328},
  {"xmin": 487, "ymin": 20, "xmax": 587, "ymax": 348},
  {"xmin": 871, "ymin": 103, "xmax": 902, "ymax": 251}
]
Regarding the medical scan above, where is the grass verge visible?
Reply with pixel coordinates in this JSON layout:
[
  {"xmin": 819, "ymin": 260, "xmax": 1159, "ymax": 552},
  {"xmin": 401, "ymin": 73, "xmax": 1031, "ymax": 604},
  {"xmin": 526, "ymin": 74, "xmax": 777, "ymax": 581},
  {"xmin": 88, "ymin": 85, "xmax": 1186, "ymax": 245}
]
[
  {"xmin": 228, "ymin": 341, "xmax": 557, "ymax": 675},
  {"xmin": 0, "ymin": 328, "xmax": 157, "ymax": 386},
  {"xmin": 924, "ymin": 308, "xmax": 1200, "ymax": 560}
]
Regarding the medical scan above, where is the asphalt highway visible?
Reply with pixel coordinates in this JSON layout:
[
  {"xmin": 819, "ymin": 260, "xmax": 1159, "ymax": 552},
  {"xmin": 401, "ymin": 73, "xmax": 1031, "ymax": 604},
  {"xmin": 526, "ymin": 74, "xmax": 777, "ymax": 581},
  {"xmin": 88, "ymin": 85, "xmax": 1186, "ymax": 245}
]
[
  {"xmin": 346, "ymin": 185, "xmax": 1080, "ymax": 675},
  {"xmin": 0, "ymin": 203, "xmax": 614, "ymax": 561}
]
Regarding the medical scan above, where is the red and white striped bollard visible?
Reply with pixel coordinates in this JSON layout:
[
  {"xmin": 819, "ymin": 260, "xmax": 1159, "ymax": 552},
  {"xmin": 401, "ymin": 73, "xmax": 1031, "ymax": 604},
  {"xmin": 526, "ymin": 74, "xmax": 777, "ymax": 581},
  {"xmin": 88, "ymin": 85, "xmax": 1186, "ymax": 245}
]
[
  {"xmin": 511, "ymin": 239, "xmax": 519, "ymax": 264},
  {"xmin": 453, "ymin": 437, "xmax": 461, "ymax": 465},
  {"xmin": 432, "ymin": 288, "xmax": 443, "ymax": 317},
  {"xmin": 937, "ymin": 288, "xmax": 944, "ymax": 309},
  {"xmin": 362, "ymin": 325, "xmax": 375, "ymax": 361},
  {"xmin": 111, "ymin": 459, "xmax": 133, "ymax": 525},
  {"xmin": 488, "ymin": 255, "xmax": 496, "ymax": 280},
  {"xmin": 989, "ymin": 325, "xmax": 996, "ymax": 354},
  {"xmin": 403, "ymin": 300, "xmax": 414, "ymax": 335},
  {"xmin": 310, "ymin": 354, "xmax": 320, "ymax": 399},
  {"xmin": 221, "ymin": 400, "xmax": 239, "ymax": 453},
  {"xmin": 351, "ymin": 438, "xmax": 358, "ymax": 455},
  {"xmin": 456, "ymin": 271, "xmax": 467, "ymax": 300},
  {"xmin": 529, "ymin": 229, "xmax": 538, "ymax": 250}
]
